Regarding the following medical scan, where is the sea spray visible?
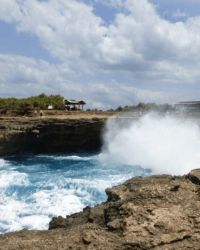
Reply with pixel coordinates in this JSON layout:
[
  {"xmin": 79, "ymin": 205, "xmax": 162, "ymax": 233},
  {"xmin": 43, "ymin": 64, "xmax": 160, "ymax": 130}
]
[{"xmin": 99, "ymin": 113, "xmax": 200, "ymax": 175}]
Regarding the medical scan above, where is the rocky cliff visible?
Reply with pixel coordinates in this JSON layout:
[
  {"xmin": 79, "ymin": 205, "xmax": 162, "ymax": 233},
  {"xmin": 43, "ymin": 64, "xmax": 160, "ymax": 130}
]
[
  {"xmin": 0, "ymin": 117, "xmax": 106, "ymax": 156},
  {"xmin": 1, "ymin": 169, "xmax": 200, "ymax": 249}
]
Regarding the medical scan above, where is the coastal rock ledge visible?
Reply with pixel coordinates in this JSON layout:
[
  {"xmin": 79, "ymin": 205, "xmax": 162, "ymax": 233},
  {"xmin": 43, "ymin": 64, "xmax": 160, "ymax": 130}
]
[
  {"xmin": 0, "ymin": 118, "xmax": 106, "ymax": 155},
  {"xmin": 1, "ymin": 170, "xmax": 200, "ymax": 249}
]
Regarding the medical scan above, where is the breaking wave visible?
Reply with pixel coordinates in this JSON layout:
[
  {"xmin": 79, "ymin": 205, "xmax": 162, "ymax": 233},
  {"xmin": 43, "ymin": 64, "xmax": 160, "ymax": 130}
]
[
  {"xmin": 100, "ymin": 113, "xmax": 200, "ymax": 175},
  {"xmin": 0, "ymin": 152, "xmax": 149, "ymax": 234}
]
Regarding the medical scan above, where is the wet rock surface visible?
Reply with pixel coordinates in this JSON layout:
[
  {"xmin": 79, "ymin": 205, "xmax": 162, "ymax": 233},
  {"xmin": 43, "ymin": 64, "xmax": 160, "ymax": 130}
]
[
  {"xmin": 0, "ymin": 118, "xmax": 106, "ymax": 155},
  {"xmin": 1, "ymin": 170, "xmax": 200, "ymax": 249}
]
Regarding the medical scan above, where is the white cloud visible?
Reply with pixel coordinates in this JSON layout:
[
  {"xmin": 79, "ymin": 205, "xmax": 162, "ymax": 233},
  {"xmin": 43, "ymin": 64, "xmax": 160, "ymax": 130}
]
[
  {"xmin": 0, "ymin": 54, "xmax": 200, "ymax": 109},
  {"xmin": 0, "ymin": 0, "xmax": 199, "ymax": 83},
  {"xmin": 0, "ymin": 0, "xmax": 107, "ymax": 67},
  {"xmin": 172, "ymin": 9, "xmax": 187, "ymax": 18},
  {"xmin": 1, "ymin": 0, "xmax": 200, "ymax": 108},
  {"xmin": 0, "ymin": 53, "xmax": 80, "ymax": 96}
]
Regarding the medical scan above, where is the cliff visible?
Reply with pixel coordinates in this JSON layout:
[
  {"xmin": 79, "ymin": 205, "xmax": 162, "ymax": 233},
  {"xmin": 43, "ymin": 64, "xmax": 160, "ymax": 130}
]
[
  {"xmin": 0, "ymin": 117, "xmax": 107, "ymax": 155},
  {"xmin": 1, "ymin": 169, "xmax": 200, "ymax": 249}
]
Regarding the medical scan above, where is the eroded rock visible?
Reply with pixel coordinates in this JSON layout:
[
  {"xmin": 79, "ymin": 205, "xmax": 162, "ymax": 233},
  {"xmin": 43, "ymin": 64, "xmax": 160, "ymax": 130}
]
[{"xmin": 0, "ymin": 118, "xmax": 106, "ymax": 155}]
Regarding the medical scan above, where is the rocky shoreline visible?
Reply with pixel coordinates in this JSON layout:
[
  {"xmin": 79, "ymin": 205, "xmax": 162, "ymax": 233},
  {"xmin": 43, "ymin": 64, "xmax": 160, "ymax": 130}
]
[
  {"xmin": 1, "ymin": 169, "xmax": 200, "ymax": 249},
  {"xmin": 1, "ymin": 115, "xmax": 200, "ymax": 249},
  {"xmin": 0, "ymin": 117, "xmax": 107, "ymax": 156}
]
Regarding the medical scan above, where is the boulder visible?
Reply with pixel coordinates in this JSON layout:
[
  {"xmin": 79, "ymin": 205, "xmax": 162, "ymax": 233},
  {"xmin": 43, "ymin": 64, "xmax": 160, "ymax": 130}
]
[{"xmin": 187, "ymin": 169, "xmax": 200, "ymax": 185}]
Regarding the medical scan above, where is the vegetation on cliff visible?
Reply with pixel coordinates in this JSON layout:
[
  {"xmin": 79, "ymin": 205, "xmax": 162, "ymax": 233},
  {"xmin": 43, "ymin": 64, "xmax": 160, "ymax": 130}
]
[
  {"xmin": 0, "ymin": 93, "xmax": 65, "ymax": 110},
  {"xmin": 0, "ymin": 93, "xmax": 175, "ymax": 113},
  {"xmin": 113, "ymin": 102, "xmax": 175, "ymax": 112}
]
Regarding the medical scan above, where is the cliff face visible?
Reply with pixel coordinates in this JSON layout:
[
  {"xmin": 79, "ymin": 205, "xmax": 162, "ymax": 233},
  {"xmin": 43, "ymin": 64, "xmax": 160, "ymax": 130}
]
[
  {"xmin": 0, "ymin": 117, "xmax": 107, "ymax": 155},
  {"xmin": 1, "ymin": 170, "xmax": 200, "ymax": 249}
]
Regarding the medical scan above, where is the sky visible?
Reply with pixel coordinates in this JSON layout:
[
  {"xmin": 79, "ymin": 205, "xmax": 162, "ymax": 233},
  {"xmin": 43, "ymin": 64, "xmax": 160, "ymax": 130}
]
[{"xmin": 1, "ymin": 0, "xmax": 200, "ymax": 110}]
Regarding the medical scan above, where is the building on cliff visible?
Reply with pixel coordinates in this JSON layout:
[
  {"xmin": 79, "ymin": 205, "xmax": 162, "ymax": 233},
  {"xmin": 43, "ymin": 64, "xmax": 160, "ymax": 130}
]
[
  {"xmin": 174, "ymin": 101, "xmax": 200, "ymax": 112},
  {"xmin": 65, "ymin": 100, "xmax": 86, "ymax": 110}
]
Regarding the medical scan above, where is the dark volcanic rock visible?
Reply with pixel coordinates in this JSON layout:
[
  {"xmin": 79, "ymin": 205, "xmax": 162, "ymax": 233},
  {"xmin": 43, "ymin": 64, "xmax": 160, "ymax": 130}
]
[
  {"xmin": 1, "ymin": 171, "xmax": 200, "ymax": 249},
  {"xmin": 0, "ymin": 118, "xmax": 106, "ymax": 155}
]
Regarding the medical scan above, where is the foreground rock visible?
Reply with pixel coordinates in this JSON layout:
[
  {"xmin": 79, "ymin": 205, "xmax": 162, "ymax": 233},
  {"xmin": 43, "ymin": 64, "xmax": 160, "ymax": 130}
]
[
  {"xmin": 1, "ymin": 170, "xmax": 200, "ymax": 249},
  {"xmin": 0, "ymin": 118, "xmax": 106, "ymax": 155}
]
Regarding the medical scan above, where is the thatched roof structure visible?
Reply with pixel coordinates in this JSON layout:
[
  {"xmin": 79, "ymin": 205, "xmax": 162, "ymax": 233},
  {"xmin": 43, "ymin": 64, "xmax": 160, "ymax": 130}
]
[
  {"xmin": 79, "ymin": 100, "xmax": 86, "ymax": 105},
  {"xmin": 64, "ymin": 100, "xmax": 86, "ymax": 110},
  {"xmin": 65, "ymin": 100, "xmax": 86, "ymax": 105}
]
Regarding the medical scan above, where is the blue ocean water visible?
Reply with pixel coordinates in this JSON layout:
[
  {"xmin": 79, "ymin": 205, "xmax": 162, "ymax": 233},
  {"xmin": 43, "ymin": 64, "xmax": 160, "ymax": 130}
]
[{"xmin": 0, "ymin": 151, "xmax": 150, "ymax": 234}]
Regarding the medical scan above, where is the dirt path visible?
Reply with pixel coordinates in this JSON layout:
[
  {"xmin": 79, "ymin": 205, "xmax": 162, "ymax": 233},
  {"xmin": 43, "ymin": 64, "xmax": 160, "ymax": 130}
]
[{"xmin": 0, "ymin": 112, "xmax": 113, "ymax": 121}]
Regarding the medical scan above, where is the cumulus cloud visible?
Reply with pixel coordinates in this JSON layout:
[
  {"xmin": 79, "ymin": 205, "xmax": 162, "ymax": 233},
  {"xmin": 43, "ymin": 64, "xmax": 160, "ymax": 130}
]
[
  {"xmin": 1, "ymin": 53, "xmax": 192, "ymax": 109},
  {"xmin": 1, "ymin": 0, "xmax": 200, "ymax": 109},
  {"xmin": 0, "ymin": 53, "xmax": 80, "ymax": 96},
  {"xmin": 1, "ymin": 0, "xmax": 200, "ymax": 84},
  {"xmin": 0, "ymin": 0, "xmax": 107, "ymax": 67}
]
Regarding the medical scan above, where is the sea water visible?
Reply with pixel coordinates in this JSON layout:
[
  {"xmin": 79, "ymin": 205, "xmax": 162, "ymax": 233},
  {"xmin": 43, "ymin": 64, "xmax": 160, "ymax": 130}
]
[{"xmin": 0, "ymin": 152, "xmax": 150, "ymax": 234}]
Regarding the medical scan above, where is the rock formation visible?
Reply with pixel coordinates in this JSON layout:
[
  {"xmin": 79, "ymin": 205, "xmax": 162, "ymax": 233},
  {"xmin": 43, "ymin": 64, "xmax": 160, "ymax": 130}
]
[
  {"xmin": 1, "ymin": 169, "xmax": 200, "ymax": 249},
  {"xmin": 0, "ymin": 118, "xmax": 106, "ymax": 155}
]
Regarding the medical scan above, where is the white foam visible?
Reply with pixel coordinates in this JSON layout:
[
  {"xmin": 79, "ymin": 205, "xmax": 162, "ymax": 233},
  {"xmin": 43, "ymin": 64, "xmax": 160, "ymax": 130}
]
[
  {"xmin": 0, "ymin": 151, "xmax": 147, "ymax": 234},
  {"xmin": 32, "ymin": 190, "xmax": 84, "ymax": 216},
  {"xmin": 0, "ymin": 171, "xmax": 135, "ymax": 233},
  {"xmin": 0, "ymin": 193, "xmax": 29, "ymax": 232},
  {"xmin": 0, "ymin": 171, "xmax": 29, "ymax": 188},
  {"xmin": 0, "ymin": 159, "xmax": 10, "ymax": 168},
  {"xmin": 100, "ymin": 113, "xmax": 200, "ymax": 175},
  {"xmin": 37, "ymin": 155, "xmax": 97, "ymax": 161},
  {"xmin": 0, "ymin": 186, "xmax": 85, "ymax": 232}
]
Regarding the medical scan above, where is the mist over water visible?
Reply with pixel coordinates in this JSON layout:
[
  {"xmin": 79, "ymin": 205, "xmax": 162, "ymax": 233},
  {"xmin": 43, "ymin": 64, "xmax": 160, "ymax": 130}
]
[{"xmin": 100, "ymin": 113, "xmax": 200, "ymax": 175}]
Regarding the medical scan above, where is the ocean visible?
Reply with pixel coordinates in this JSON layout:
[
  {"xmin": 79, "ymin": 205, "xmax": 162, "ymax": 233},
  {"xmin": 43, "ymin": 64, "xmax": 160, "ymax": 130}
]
[{"xmin": 0, "ymin": 151, "xmax": 150, "ymax": 234}]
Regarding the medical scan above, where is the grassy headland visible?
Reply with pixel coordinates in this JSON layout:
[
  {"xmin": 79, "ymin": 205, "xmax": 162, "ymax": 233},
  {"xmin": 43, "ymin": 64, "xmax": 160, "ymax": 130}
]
[{"xmin": 0, "ymin": 93, "xmax": 65, "ymax": 110}]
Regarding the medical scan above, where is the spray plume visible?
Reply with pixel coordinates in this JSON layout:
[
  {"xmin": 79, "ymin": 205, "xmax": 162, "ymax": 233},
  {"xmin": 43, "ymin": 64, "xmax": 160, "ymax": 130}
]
[{"xmin": 99, "ymin": 113, "xmax": 200, "ymax": 175}]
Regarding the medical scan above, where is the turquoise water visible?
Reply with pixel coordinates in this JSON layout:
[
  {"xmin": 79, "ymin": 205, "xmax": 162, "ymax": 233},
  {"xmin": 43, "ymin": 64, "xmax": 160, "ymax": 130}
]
[{"xmin": 0, "ymin": 151, "xmax": 150, "ymax": 234}]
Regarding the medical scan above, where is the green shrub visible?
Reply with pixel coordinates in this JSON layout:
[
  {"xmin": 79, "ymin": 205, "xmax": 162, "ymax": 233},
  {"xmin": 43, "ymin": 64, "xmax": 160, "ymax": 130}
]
[{"xmin": 0, "ymin": 93, "xmax": 64, "ymax": 110}]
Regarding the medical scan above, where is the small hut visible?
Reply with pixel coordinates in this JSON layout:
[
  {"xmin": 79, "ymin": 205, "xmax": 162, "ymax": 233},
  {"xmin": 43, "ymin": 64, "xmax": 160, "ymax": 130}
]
[
  {"xmin": 79, "ymin": 100, "xmax": 86, "ymax": 110},
  {"xmin": 65, "ymin": 100, "xmax": 86, "ymax": 110}
]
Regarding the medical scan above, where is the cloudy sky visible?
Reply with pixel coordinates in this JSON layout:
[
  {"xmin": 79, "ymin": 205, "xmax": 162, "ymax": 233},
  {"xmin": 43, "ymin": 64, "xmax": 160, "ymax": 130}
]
[{"xmin": 1, "ymin": 0, "xmax": 200, "ymax": 110}]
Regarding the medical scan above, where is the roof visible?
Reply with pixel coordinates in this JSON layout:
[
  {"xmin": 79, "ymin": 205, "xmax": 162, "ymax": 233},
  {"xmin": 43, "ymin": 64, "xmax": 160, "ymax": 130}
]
[
  {"xmin": 65, "ymin": 100, "xmax": 86, "ymax": 105},
  {"xmin": 174, "ymin": 101, "xmax": 200, "ymax": 105}
]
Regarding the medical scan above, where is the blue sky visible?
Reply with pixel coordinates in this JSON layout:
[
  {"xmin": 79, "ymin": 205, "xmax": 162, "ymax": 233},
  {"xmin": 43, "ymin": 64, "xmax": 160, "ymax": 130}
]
[{"xmin": 0, "ymin": 0, "xmax": 200, "ymax": 110}]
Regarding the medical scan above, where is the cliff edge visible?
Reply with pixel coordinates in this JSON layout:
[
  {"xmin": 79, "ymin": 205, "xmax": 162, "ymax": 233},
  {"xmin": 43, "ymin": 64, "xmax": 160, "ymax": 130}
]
[
  {"xmin": 0, "ymin": 117, "xmax": 107, "ymax": 155},
  {"xmin": 1, "ymin": 169, "xmax": 200, "ymax": 249}
]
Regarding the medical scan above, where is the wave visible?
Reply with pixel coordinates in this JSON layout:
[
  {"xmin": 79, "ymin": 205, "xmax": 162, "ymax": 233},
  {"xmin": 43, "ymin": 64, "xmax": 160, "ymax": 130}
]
[
  {"xmin": 0, "ymin": 147, "xmax": 150, "ymax": 234},
  {"xmin": 0, "ymin": 171, "xmax": 29, "ymax": 188},
  {"xmin": 100, "ymin": 113, "xmax": 200, "ymax": 175},
  {"xmin": 54, "ymin": 155, "xmax": 97, "ymax": 161},
  {"xmin": 0, "ymin": 167, "xmax": 140, "ymax": 233},
  {"xmin": 0, "ymin": 189, "xmax": 85, "ymax": 233},
  {"xmin": 0, "ymin": 159, "xmax": 10, "ymax": 168},
  {"xmin": 37, "ymin": 155, "xmax": 97, "ymax": 161}
]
